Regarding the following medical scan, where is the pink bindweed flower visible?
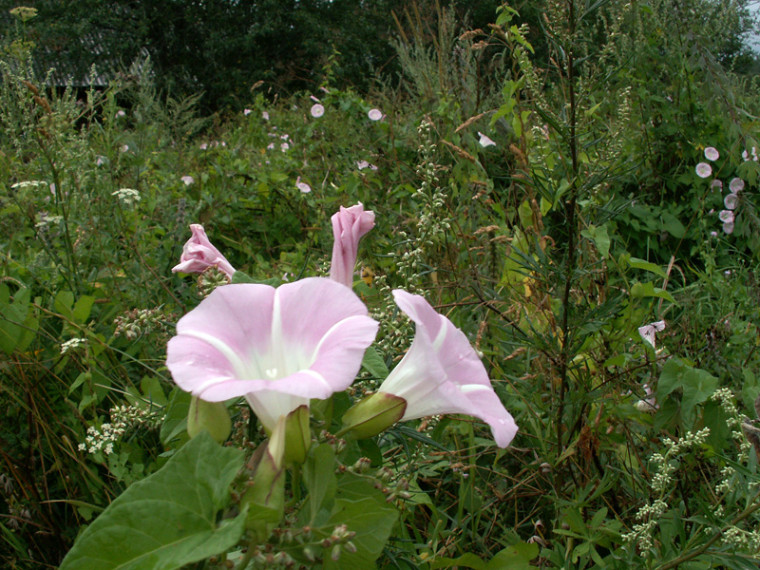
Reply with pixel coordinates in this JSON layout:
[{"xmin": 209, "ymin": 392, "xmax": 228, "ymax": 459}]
[
  {"xmin": 243, "ymin": 108, "xmax": 252, "ymax": 116},
  {"xmin": 376, "ymin": 290, "xmax": 518, "ymax": 448},
  {"xmin": 723, "ymin": 221, "xmax": 735, "ymax": 235},
  {"xmin": 296, "ymin": 177, "xmax": 311, "ymax": 193},
  {"xmin": 478, "ymin": 132, "xmax": 496, "ymax": 147},
  {"xmin": 729, "ymin": 177, "xmax": 744, "ymax": 193},
  {"xmin": 310, "ymin": 104, "xmax": 325, "ymax": 118},
  {"xmin": 638, "ymin": 320, "xmax": 665, "ymax": 349},
  {"xmin": 329, "ymin": 203, "xmax": 375, "ymax": 288},
  {"xmin": 695, "ymin": 162, "xmax": 712, "ymax": 178},
  {"xmin": 166, "ymin": 278, "xmax": 378, "ymax": 431},
  {"xmin": 704, "ymin": 147, "xmax": 719, "ymax": 161},
  {"xmin": 181, "ymin": 175, "xmax": 195, "ymax": 186},
  {"xmin": 711, "ymin": 179, "xmax": 723, "ymax": 191},
  {"xmin": 280, "ymin": 142, "xmax": 290, "ymax": 152},
  {"xmin": 724, "ymin": 193, "xmax": 738, "ymax": 210},
  {"xmin": 368, "ymin": 109, "xmax": 383, "ymax": 121},
  {"xmin": 172, "ymin": 224, "xmax": 236, "ymax": 279},
  {"xmin": 719, "ymin": 210, "xmax": 735, "ymax": 224},
  {"xmin": 262, "ymin": 111, "xmax": 270, "ymax": 121}
]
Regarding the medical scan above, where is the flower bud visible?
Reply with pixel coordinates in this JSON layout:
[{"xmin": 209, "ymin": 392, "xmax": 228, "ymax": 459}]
[
  {"xmin": 283, "ymin": 405, "xmax": 311, "ymax": 465},
  {"xmin": 340, "ymin": 392, "xmax": 406, "ymax": 440},
  {"xmin": 186, "ymin": 396, "xmax": 231, "ymax": 443}
]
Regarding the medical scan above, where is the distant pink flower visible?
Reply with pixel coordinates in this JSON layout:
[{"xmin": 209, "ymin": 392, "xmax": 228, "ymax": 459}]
[
  {"xmin": 723, "ymin": 222, "xmax": 735, "ymax": 235},
  {"xmin": 356, "ymin": 160, "xmax": 377, "ymax": 171},
  {"xmin": 330, "ymin": 203, "xmax": 375, "ymax": 288},
  {"xmin": 296, "ymin": 177, "xmax": 311, "ymax": 193},
  {"xmin": 115, "ymin": 110, "xmax": 126, "ymax": 118},
  {"xmin": 243, "ymin": 108, "xmax": 252, "ymax": 116},
  {"xmin": 710, "ymin": 230, "xmax": 718, "ymax": 238},
  {"xmin": 262, "ymin": 111, "xmax": 270, "ymax": 121},
  {"xmin": 200, "ymin": 143, "xmax": 208, "ymax": 150},
  {"xmin": 729, "ymin": 177, "xmax": 744, "ymax": 193},
  {"xmin": 368, "ymin": 108, "xmax": 383, "ymax": 121},
  {"xmin": 711, "ymin": 179, "xmax": 723, "ymax": 190},
  {"xmin": 120, "ymin": 144, "xmax": 129, "ymax": 153},
  {"xmin": 704, "ymin": 147, "xmax": 719, "ymax": 161},
  {"xmin": 377, "ymin": 290, "xmax": 518, "ymax": 448},
  {"xmin": 95, "ymin": 155, "xmax": 106, "ymax": 166},
  {"xmin": 280, "ymin": 142, "xmax": 290, "ymax": 152},
  {"xmin": 719, "ymin": 210, "xmax": 735, "ymax": 224},
  {"xmin": 166, "ymin": 278, "xmax": 378, "ymax": 431},
  {"xmin": 724, "ymin": 193, "xmax": 738, "ymax": 210},
  {"xmin": 695, "ymin": 162, "xmax": 712, "ymax": 178},
  {"xmin": 310, "ymin": 104, "xmax": 325, "ymax": 118},
  {"xmin": 267, "ymin": 142, "xmax": 275, "ymax": 150},
  {"xmin": 172, "ymin": 224, "xmax": 236, "ymax": 279},
  {"xmin": 181, "ymin": 175, "xmax": 195, "ymax": 186},
  {"xmin": 478, "ymin": 132, "xmax": 496, "ymax": 147},
  {"xmin": 638, "ymin": 320, "xmax": 666, "ymax": 349}
]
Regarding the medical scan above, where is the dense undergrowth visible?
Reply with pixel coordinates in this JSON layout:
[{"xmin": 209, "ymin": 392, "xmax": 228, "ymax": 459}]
[{"xmin": 3, "ymin": 1, "xmax": 760, "ymax": 568}]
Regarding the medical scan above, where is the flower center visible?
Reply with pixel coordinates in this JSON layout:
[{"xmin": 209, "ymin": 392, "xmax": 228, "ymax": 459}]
[{"xmin": 265, "ymin": 368, "xmax": 278, "ymax": 379}]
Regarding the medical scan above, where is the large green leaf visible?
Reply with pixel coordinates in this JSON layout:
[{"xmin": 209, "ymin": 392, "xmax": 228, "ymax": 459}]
[
  {"xmin": 60, "ymin": 431, "xmax": 245, "ymax": 570},
  {"xmin": 323, "ymin": 472, "xmax": 398, "ymax": 569}
]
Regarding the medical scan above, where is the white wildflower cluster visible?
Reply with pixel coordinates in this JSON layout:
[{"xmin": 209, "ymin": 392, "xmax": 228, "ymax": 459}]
[
  {"xmin": 112, "ymin": 188, "xmax": 141, "ymax": 207},
  {"xmin": 35, "ymin": 212, "xmax": 63, "ymax": 229},
  {"xmin": 722, "ymin": 526, "xmax": 760, "ymax": 554},
  {"xmin": 60, "ymin": 337, "xmax": 87, "ymax": 355},
  {"xmin": 712, "ymin": 387, "xmax": 752, "ymax": 458},
  {"xmin": 78, "ymin": 404, "xmax": 163, "ymax": 456},
  {"xmin": 392, "ymin": 120, "xmax": 450, "ymax": 291},
  {"xmin": 11, "ymin": 180, "xmax": 47, "ymax": 190},
  {"xmin": 622, "ymin": 428, "xmax": 711, "ymax": 552},
  {"xmin": 113, "ymin": 307, "xmax": 171, "ymax": 340}
]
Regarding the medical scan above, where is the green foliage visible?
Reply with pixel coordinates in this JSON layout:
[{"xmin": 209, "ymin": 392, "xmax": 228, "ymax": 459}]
[
  {"xmin": 2, "ymin": 0, "xmax": 760, "ymax": 568},
  {"xmin": 59, "ymin": 432, "xmax": 246, "ymax": 570}
]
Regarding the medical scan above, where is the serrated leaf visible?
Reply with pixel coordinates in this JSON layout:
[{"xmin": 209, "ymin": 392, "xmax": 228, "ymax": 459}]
[{"xmin": 60, "ymin": 432, "xmax": 245, "ymax": 570}]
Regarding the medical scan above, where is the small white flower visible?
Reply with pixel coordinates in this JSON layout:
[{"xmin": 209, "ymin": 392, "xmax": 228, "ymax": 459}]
[
  {"xmin": 200, "ymin": 142, "xmax": 208, "ymax": 150},
  {"xmin": 61, "ymin": 337, "xmax": 87, "ymax": 355},
  {"xmin": 120, "ymin": 144, "xmax": 129, "ymax": 153},
  {"xmin": 310, "ymin": 103, "xmax": 325, "ymax": 118},
  {"xmin": 695, "ymin": 162, "xmax": 712, "ymax": 178},
  {"xmin": 11, "ymin": 180, "xmax": 47, "ymax": 190},
  {"xmin": 704, "ymin": 147, "xmax": 719, "ymax": 161},
  {"xmin": 368, "ymin": 108, "xmax": 383, "ymax": 121},
  {"xmin": 112, "ymin": 188, "xmax": 141, "ymax": 207},
  {"xmin": 478, "ymin": 132, "xmax": 496, "ymax": 147},
  {"xmin": 262, "ymin": 111, "xmax": 270, "ymax": 121},
  {"xmin": 638, "ymin": 320, "xmax": 666, "ymax": 349},
  {"xmin": 729, "ymin": 177, "xmax": 744, "ymax": 193},
  {"xmin": 356, "ymin": 160, "xmax": 370, "ymax": 170},
  {"xmin": 296, "ymin": 176, "xmax": 311, "ymax": 193},
  {"xmin": 115, "ymin": 110, "xmax": 126, "ymax": 118}
]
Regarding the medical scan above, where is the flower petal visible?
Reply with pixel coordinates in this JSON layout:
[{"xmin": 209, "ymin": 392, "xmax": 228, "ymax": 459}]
[{"xmin": 379, "ymin": 290, "xmax": 518, "ymax": 448}]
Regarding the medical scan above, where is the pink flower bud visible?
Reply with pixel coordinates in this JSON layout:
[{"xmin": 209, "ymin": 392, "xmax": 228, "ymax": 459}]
[
  {"xmin": 172, "ymin": 224, "xmax": 235, "ymax": 278},
  {"xmin": 329, "ymin": 204, "xmax": 375, "ymax": 288}
]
